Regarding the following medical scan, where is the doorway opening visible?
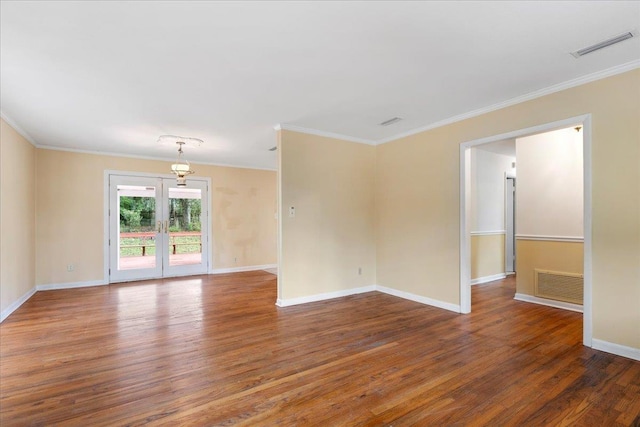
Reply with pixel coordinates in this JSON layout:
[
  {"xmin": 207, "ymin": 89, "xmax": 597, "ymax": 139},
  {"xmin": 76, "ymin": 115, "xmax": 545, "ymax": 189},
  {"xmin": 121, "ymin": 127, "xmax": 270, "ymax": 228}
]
[
  {"xmin": 106, "ymin": 172, "xmax": 211, "ymax": 283},
  {"xmin": 460, "ymin": 114, "xmax": 592, "ymax": 347}
]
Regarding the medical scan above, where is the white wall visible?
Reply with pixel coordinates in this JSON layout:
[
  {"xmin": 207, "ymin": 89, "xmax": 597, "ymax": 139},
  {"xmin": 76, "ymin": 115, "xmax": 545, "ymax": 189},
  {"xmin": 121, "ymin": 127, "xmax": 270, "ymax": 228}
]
[
  {"xmin": 516, "ymin": 127, "xmax": 583, "ymax": 238},
  {"xmin": 470, "ymin": 148, "xmax": 515, "ymax": 233}
]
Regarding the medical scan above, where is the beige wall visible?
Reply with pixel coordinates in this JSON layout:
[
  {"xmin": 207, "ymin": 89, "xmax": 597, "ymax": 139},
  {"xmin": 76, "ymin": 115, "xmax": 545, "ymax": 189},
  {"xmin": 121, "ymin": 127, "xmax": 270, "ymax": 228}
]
[
  {"xmin": 516, "ymin": 240, "xmax": 583, "ymax": 296},
  {"xmin": 376, "ymin": 69, "xmax": 640, "ymax": 349},
  {"xmin": 279, "ymin": 130, "xmax": 376, "ymax": 300},
  {"xmin": 35, "ymin": 149, "xmax": 277, "ymax": 285},
  {"xmin": 515, "ymin": 127, "xmax": 584, "ymax": 297},
  {"xmin": 471, "ymin": 234, "xmax": 505, "ymax": 280},
  {"xmin": 516, "ymin": 127, "xmax": 583, "ymax": 238},
  {"xmin": 0, "ymin": 119, "xmax": 36, "ymax": 315}
]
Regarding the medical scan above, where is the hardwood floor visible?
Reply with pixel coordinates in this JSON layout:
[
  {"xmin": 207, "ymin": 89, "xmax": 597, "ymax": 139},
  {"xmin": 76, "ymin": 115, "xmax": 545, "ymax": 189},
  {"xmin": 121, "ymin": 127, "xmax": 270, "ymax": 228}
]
[{"xmin": 1, "ymin": 273, "xmax": 639, "ymax": 426}]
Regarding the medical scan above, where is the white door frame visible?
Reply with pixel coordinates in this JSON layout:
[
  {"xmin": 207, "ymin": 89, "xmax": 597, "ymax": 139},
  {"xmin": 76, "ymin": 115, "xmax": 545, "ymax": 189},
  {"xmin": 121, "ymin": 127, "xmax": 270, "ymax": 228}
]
[
  {"xmin": 459, "ymin": 114, "xmax": 592, "ymax": 347},
  {"xmin": 505, "ymin": 175, "xmax": 516, "ymax": 273},
  {"xmin": 104, "ymin": 170, "xmax": 213, "ymax": 284}
]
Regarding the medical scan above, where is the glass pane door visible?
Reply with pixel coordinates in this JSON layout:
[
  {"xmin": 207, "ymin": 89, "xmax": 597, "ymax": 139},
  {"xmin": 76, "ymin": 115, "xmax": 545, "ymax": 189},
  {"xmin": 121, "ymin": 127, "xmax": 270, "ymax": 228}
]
[
  {"xmin": 162, "ymin": 178, "xmax": 209, "ymax": 277},
  {"xmin": 109, "ymin": 176, "xmax": 163, "ymax": 282}
]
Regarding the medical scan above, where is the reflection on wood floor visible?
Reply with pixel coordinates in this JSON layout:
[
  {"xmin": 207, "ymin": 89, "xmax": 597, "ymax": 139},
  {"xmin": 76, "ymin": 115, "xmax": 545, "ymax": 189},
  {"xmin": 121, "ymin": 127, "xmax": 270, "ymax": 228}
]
[{"xmin": 1, "ymin": 273, "xmax": 639, "ymax": 425}]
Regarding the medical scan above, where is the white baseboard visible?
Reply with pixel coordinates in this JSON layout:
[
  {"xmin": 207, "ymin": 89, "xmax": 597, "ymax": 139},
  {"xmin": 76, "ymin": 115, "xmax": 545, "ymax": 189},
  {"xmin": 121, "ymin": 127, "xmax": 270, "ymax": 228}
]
[
  {"xmin": 210, "ymin": 264, "xmax": 278, "ymax": 275},
  {"xmin": 514, "ymin": 293, "xmax": 583, "ymax": 313},
  {"xmin": 36, "ymin": 280, "xmax": 106, "ymax": 291},
  {"xmin": 592, "ymin": 339, "xmax": 640, "ymax": 362},
  {"xmin": 276, "ymin": 285, "xmax": 376, "ymax": 307},
  {"xmin": 0, "ymin": 287, "xmax": 37, "ymax": 323},
  {"xmin": 376, "ymin": 285, "xmax": 461, "ymax": 313},
  {"xmin": 471, "ymin": 273, "xmax": 506, "ymax": 285}
]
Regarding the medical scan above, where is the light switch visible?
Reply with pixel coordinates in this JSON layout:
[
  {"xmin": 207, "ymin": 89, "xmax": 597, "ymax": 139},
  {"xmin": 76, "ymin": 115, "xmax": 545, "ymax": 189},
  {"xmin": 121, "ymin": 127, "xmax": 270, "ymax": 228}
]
[{"xmin": 289, "ymin": 206, "xmax": 295, "ymax": 217}]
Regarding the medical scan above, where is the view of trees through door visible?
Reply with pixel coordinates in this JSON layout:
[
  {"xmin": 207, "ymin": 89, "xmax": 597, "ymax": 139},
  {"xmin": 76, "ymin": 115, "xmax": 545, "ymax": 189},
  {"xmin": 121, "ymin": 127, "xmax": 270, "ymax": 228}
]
[
  {"xmin": 119, "ymin": 196, "xmax": 202, "ymax": 259},
  {"xmin": 109, "ymin": 175, "xmax": 209, "ymax": 283}
]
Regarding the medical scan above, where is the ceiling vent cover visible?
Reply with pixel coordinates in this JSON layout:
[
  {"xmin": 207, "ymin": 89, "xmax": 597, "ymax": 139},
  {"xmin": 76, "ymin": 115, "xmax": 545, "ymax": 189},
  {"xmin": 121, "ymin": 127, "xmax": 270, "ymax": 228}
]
[
  {"xmin": 379, "ymin": 117, "xmax": 403, "ymax": 126},
  {"xmin": 571, "ymin": 31, "xmax": 635, "ymax": 58}
]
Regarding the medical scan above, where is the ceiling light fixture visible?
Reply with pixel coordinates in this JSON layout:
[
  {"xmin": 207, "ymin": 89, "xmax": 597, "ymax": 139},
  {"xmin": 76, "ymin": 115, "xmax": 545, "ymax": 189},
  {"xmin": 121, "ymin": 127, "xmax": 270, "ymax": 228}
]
[
  {"xmin": 158, "ymin": 135, "xmax": 202, "ymax": 186},
  {"xmin": 171, "ymin": 141, "xmax": 194, "ymax": 187},
  {"xmin": 571, "ymin": 31, "xmax": 635, "ymax": 58}
]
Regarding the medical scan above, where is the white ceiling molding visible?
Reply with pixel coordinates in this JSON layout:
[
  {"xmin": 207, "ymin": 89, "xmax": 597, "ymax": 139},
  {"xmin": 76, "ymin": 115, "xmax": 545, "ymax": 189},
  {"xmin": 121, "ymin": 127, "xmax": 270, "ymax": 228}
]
[
  {"xmin": 36, "ymin": 145, "xmax": 277, "ymax": 172},
  {"xmin": 0, "ymin": 111, "xmax": 38, "ymax": 147},
  {"xmin": 375, "ymin": 59, "xmax": 640, "ymax": 145},
  {"xmin": 274, "ymin": 59, "xmax": 640, "ymax": 148},
  {"xmin": 276, "ymin": 124, "xmax": 376, "ymax": 145}
]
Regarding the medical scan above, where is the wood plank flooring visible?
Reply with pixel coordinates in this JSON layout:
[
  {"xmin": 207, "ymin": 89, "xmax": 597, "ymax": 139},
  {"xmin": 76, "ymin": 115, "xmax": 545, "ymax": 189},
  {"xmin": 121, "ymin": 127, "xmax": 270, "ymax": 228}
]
[{"xmin": 1, "ymin": 273, "xmax": 639, "ymax": 426}]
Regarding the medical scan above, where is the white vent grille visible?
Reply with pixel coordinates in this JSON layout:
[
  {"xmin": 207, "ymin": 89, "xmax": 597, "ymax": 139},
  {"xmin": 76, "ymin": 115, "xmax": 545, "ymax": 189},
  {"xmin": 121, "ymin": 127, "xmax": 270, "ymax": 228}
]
[
  {"xmin": 534, "ymin": 269, "xmax": 583, "ymax": 304},
  {"xmin": 571, "ymin": 32, "xmax": 635, "ymax": 58},
  {"xmin": 379, "ymin": 117, "xmax": 402, "ymax": 126}
]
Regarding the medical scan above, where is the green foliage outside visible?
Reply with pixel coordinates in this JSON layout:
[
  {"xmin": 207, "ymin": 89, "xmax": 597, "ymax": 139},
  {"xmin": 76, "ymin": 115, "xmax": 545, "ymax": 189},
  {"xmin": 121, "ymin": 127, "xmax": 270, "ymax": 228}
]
[
  {"xmin": 119, "ymin": 195, "xmax": 202, "ymax": 257},
  {"xmin": 120, "ymin": 196, "xmax": 155, "ymax": 232}
]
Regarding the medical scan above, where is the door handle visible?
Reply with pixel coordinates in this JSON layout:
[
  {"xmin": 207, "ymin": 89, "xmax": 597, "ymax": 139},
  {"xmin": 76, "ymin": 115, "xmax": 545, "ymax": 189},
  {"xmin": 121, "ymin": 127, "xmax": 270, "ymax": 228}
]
[
  {"xmin": 156, "ymin": 221, "xmax": 162, "ymax": 233},
  {"xmin": 164, "ymin": 220, "xmax": 169, "ymax": 234}
]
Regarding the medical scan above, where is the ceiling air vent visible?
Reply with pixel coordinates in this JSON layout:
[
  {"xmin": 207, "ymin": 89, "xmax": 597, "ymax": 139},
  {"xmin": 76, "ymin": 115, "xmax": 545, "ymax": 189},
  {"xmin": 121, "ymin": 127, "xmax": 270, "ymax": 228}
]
[
  {"xmin": 379, "ymin": 117, "xmax": 402, "ymax": 126},
  {"xmin": 571, "ymin": 31, "xmax": 635, "ymax": 58}
]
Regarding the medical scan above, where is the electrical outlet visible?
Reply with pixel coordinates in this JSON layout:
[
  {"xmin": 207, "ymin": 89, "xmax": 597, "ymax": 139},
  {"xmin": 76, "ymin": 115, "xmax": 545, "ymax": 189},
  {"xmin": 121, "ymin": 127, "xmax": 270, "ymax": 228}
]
[
  {"xmin": 289, "ymin": 206, "xmax": 295, "ymax": 218},
  {"xmin": 67, "ymin": 264, "xmax": 75, "ymax": 272}
]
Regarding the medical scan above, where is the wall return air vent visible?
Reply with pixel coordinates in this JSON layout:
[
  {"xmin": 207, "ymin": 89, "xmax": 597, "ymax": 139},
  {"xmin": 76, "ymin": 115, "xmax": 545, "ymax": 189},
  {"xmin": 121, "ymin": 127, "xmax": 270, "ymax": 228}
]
[
  {"xmin": 534, "ymin": 269, "xmax": 584, "ymax": 305},
  {"xmin": 571, "ymin": 31, "xmax": 635, "ymax": 58}
]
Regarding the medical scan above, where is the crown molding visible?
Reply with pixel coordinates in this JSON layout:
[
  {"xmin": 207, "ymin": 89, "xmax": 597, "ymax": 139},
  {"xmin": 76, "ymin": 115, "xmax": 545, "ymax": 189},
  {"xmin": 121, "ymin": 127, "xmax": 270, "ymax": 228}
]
[
  {"xmin": 375, "ymin": 59, "xmax": 640, "ymax": 145},
  {"xmin": 275, "ymin": 60, "xmax": 640, "ymax": 146},
  {"xmin": 37, "ymin": 145, "xmax": 277, "ymax": 171},
  {"xmin": 0, "ymin": 111, "xmax": 38, "ymax": 147},
  {"xmin": 277, "ymin": 123, "xmax": 377, "ymax": 145}
]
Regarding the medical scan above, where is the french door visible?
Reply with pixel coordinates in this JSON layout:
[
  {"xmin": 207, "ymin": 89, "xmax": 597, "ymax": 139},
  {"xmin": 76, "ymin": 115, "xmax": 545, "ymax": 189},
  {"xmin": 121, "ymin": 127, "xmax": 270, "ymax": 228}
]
[{"xmin": 109, "ymin": 174, "xmax": 209, "ymax": 282}]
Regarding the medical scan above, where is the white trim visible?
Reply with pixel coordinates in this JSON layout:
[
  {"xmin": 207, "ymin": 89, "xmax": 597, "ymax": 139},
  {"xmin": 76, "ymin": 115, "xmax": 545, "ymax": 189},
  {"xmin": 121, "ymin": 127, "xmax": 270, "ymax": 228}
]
[
  {"xmin": 276, "ymin": 123, "xmax": 376, "ymax": 145},
  {"xmin": 470, "ymin": 230, "xmax": 506, "ymax": 236},
  {"xmin": 376, "ymin": 285, "xmax": 461, "ymax": 313},
  {"xmin": 582, "ymin": 116, "xmax": 593, "ymax": 347},
  {"xmin": 276, "ymin": 285, "xmax": 376, "ymax": 307},
  {"xmin": 103, "ymin": 171, "xmax": 110, "ymax": 285},
  {"xmin": 275, "ymin": 62, "xmax": 639, "ymax": 148},
  {"xmin": 592, "ymin": 339, "xmax": 640, "ymax": 362},
  {"xmin": 516, "ymin": 234, "xmax": 584, "ymax": 243},
  {"xmin": 0, "ymin": 287, "xmax": 37, "ymax": 323},
  {"xmin": 36, "ymin": 280, "xmax": 106, "ymax": 291},
  {"xmin": 37, "ymin": 145, "xmax": 277, "ymax": 172},
  {"xmin": 471, "ymin": 273, "xmax": 507, "ymax": 285},
  {"xmin": 514, "ymin": 293, "xmax": 583, "ymax": 313},
  {"xmin": 460, "ymin": 147, "xmax": 472, "ymax": 314},
  {"xmin": 0, "ymin": 111, "xmax": 38, "ymax": 146},
  {"xmin": 276, "ymin": 128, "xmax": 284, "ymax": 305},
  {"xmin": 211, "ymin": 264, "xmax": 278, "ymax": 275},
  {"xmin": 377, "ymin": 60, "xmax": 639, "ymax": 144},
  {"xmin": 460, "ymin": 114, "xmax": 593, "ymax": 348}
]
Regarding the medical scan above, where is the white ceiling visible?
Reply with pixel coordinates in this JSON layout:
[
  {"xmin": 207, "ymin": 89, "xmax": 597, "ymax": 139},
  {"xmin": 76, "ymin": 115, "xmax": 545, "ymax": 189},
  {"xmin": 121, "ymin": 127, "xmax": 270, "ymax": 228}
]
[{"xmin": 1, "ymin": 1, "xmax": 639, "ymax": 170}]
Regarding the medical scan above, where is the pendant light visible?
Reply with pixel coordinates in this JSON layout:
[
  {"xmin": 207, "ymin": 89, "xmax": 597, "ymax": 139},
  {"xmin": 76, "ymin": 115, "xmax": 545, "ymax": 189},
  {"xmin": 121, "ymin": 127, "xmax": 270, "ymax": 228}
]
[{"xmin": 171, "ymin": 141, "xmax": 194, "ymax": 186}]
